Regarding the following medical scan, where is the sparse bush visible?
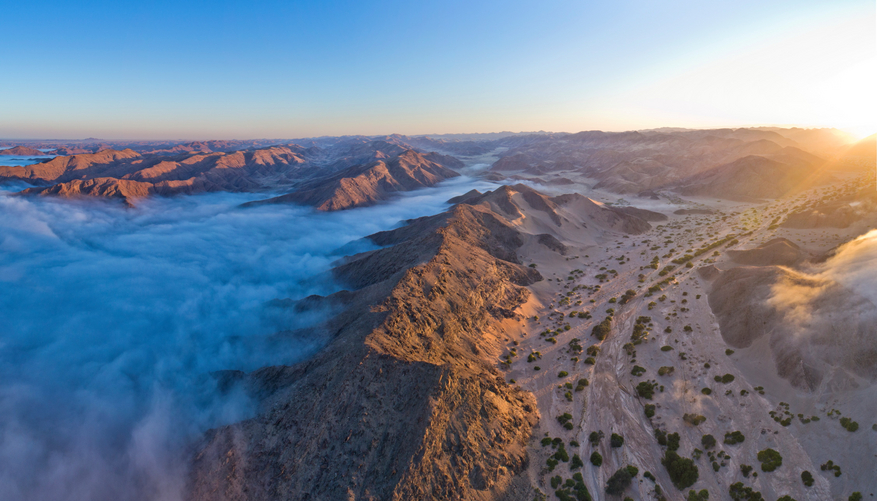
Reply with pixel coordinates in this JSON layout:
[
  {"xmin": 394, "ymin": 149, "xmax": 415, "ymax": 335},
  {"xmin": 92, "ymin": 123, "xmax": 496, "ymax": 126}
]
[
  {"xmin": 849, "ymin": 493, "xmax": 863, "ymax": 501},
  {"xmin": 714, "ymin": 374, "xmax": 735, "ymax": 383},
  {"xmin": 683, "ymin": 413, "xmax": 706, "ymax": 426},
  {"xmin": 839, "ymin": 417, "xmax": 859, "ymax": 432},
  {"xmin": 575, "ymin": 378, "xmax": 589, "ymax": 391},
  {"xmin": 667, "ymin": 432, "xmax": 680, "ymax": 452}
]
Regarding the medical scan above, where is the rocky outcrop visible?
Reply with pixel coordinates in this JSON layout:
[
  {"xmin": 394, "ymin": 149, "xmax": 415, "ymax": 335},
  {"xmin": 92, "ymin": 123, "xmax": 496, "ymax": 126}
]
[
  {"xmin": 187, "ymin": 195, "xmax": 543, "ymax": 501},
  {"xmin": 243, "ymin": 150, "xmax": 460, "ymax": 211}
]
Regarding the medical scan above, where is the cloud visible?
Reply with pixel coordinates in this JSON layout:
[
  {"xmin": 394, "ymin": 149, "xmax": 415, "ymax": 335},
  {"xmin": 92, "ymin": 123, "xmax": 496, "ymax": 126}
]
[{"xmin": 0, "ymin": 176, "xmax": 494, "ymax": 501}]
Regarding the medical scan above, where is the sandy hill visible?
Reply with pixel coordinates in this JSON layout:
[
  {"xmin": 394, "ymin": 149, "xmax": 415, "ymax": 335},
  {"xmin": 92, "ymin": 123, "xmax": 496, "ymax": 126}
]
[{"xmin": 726, "ymin": 237, "xmax": 807, "ymax": 266}]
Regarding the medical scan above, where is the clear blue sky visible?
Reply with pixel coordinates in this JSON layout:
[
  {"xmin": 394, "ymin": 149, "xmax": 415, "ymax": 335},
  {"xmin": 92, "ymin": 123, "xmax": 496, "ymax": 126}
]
[{"xmin": 1, "ymin": 0, "xmax": 874, "ymax": 139}]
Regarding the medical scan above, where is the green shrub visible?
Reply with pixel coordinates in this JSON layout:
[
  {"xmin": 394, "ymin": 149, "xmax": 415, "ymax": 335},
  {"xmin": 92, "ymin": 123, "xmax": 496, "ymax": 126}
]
[
  {"xmin": 591, "ymin": 317, "xmax": 613, "ymax": 340},
  {"xmin": 661, "ymin": 345, "xmax": 673, "ymax": 351},
  {"xmin": 571, "ymin": 453, "xmax": 584, "ymax": 470},
  {"xmin": 625, "ymin": 465, "xmax": 638, "ymax": 477},
  {"xmin": 631, "ymin": 365, "xmax": 646, "ymax": 376},
  {"xmin": 849, "ymin": 493, "xmax": 863, "ymax": 501},
  {"xmin": 728, "ymin": 482, "xmax": 763, "ymax": 500},
  {"xmin": 756, "ymin": 448, "xmax": 782, "ymax": 472},
  {"xmin": 683, "ymin": 413, "xmax": 706, "ymax": 426},
  {"xmin": 839, "ymin": 417, "xmax": 859, "ymax": 432},
  {"xmin": 558, "ymin": 371, "xmax": 569, "ymax": 378},
  {"xmin": 636, "ymin": 381, "xmax": 658, "ymax": 399},
  {"xmin": 740, "ymin": 464, "xmax": 752, "ymax": 478},
  {"xmin": 658, "ymin": 366, "xmax": 675, "ymax": 376},
  {"xmin": 725, "ymin": 348, "xmax": 734, "ymax": 355},
  {"xmin": 667, "ymin": 432, "xmax": 680, "ymax": 452},
  {"xmin": 662, "ymin": 450, "xmax": 699, "ymax": 490},
  {"xmin": 610, "ymin": 433, "xmax": 624, "ymax": 448},
  {"xmin": 584, "ymin": 357, "xmax": 596, "ymax": 365},
  {"xmin": 588, "ymin": 430, "xmax": 603, "ymax": 445},
  {"xmin": 724, "ymin": 431, "xmax": 745, "ymax": 445},
  {"xmin": 590, "ymin": 451, "xmax": 603, "ymax": 466},
  {"xmin": 575, "ymin": 378, "xmax": 589, "ymax": 391},
  {"xmin": 687, "ymin": 489, "xmax": 709, "ymax": 501},
  {"xmin": 605, "ymin": 467, "xmax": 633, "ymax": 495},
  {"xmin": 644, "ymin": 404, "xmax": 656, "ymax": 418},
  {"xmin": 801, "ymin": 470, "xmax": 814, "ymax": 487},
  {"xmin": 714, "ymin": 374, "xmax": 735, "ymax": 383},
  {"xmin": 541, "ymin": 437, "xmax": 553, "ymax": 447},
  {"xmin": 551, "ymin": 475, "xmax": 562, "ymax": 488},
  {"xmin": 701, "ymin": 434, "xmax": 716, "ymax": 449},
  {"xmin": 701, "ymin": 388, "xmax": 712, "ymax": 395}
]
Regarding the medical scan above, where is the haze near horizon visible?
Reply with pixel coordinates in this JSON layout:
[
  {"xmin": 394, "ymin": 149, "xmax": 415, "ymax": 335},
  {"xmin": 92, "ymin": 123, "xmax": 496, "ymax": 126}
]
[{"xmin": 1, "ymin": 0, "xmax": 875, "ymax": 140}]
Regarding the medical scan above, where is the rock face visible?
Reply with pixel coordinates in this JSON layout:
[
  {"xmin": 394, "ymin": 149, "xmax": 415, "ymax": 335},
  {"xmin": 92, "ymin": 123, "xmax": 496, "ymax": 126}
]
[
  {"xmin": 0, "ymin": 145, "xmax": 45, "ymax": 156},
  {"xmin": 187, "ymin": 193, "xmax": 543, "ymax": 501},
  {"xmin": 243, "ymin": 150, "xmax": 460, "ymax": 211}
]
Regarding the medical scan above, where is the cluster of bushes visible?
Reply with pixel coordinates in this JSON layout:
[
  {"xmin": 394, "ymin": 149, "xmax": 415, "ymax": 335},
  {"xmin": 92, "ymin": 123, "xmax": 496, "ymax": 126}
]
[
  {"xmin": 714, "ymin": 373, "xmax": 735, "ymax": 384},
  {"xmin": 687, "ymin": 489, "xmax": 709, "ymax": 501},
  {"xmin": 683, "ymin": 413, "xmax": 706, "ymax": 426},
  {"xmin": 552, "ymin": 472, "xmax": 592, "ymax": 501},
  {"xmin": 728, "ymin": 482, "xmax": 763, "ymax": 500},
  {"xmin": 756, "ymin": 448, "xmax": 782, "ymax": 472},
  {"xmin": 820, "ymin": 460, "xmax": 842, "ymax": 477},
  {"xmin": 631, "ymin": 316, "xmax": 651, "ymax": 343},
  {"xmin": 619, "ymin": 289, "xmax": 636, "ymax": 304},
  {"xmin": 636, "ymin": 380, "xmax": 658, "ymax": 399},
  {"xmin": 557, "ymin": 412, "xmax": 574, "ymax": 430},
  {"xmin": 840, "ymin": 416, "xmax": 859, "ymax": 432},
  {"xmin": 575, "ymin": 378, "xmax": 589, "ymax": 391},
  {"xmin": 631, "ymin": 365, "xmax": 646, "ymax": 377},
  {"xmin": 724, "ymin": 431, "xmax": 745, "ymax": 445}
]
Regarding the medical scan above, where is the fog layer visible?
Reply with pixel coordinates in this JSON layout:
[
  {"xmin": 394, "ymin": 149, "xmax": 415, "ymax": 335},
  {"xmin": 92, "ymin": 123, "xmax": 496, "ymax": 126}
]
[{"xmin": 0, "ymin": 177, "xmax": 494, "ymax": 501}]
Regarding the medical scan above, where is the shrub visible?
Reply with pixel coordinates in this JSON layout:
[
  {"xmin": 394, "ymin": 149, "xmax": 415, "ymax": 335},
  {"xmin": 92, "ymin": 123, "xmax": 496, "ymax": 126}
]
[
  {"xmin": 571, "ymin": 453, "xmax": 584, "ymax": 470},
  {"xmin": 740, "ymin": 464, "xmax": 752, "ymax": 477},
  {"xmin": 662, "ymin": 450, "xmax": 699, "ymax": 490},
  {"xmin": 590, "ymin": 451, "xmax": 603, "ymax": 466},
  {"xmin": 658, "ymin": 366, "xmax": 675, "ymax": 376},
  {"xmin": 683, "ymin": 413, "xmax": 707, "ymax": 426},
  {"xmin": 724, "ymin": 431, "xmax": 745, "ymax": 445},
  {"xmin": 701, "ymin": 434, "xmax": 716, "ymax": 449},
  {"xmin": 636, "ymin": 381, "xmax": 657, "ymax": 399},
  {"xmin": 575, "ymin": 378, "xmax": 589, "ymax": 391},
  {"xmin": 551, "ymin": 475, "xmax": 562, "ymax": 488},
  {"xmin": 588, "ymin": 430, "xmax": 604, "ymax": 445},
  {"xmin": 610, "ymin": 433, "xmax": 624, "ymax": 448},
  {"xmin": 667, "ymin": 432, "xmax": 680, "ymax": 452},
  {"xmin": 801, "ymin": 470, "xmax": 814, "ymax": 487},
  {"xmin": 558, "ymin": 371, "xmax": 569, "ymax": 378},
  {"xmin": 725, "ymin": 348, "xmax": 735, "ymax": 355},
  {"xmin": 554, "ymin": 443, "xmax": 570, "ymax": 462},
  {"xmin": 591, "ymin": 317, "xmax": 613, "ymax": 340},
  {"xmin": 728, "ymin": 482, "xmax": 763, "ymax": 500},
  {"xmin": 849, "ymin": 493, "xmax": 863, "ymax": 501},
  {"xmin": 777, "ymin": 496, "xmax": 795, "ymax": 501},
  {"xmin": 756, "ymin": 448, "xmax": 782, "ymax": 472},
  {"xmin": 644, "ymin": 404, "xmax": 656, "ymax": 418},
  {"xmin": 839, "ymin": 417, "xmax": 859, "ymax": 432},
  {"xmin": 557, "ymin": 413, "xmax": 573, "ymax": 426},
  {"xmin": 661, "ymin": 345, "xmax": 674, "ymax": 351},
  {"xmin": 701, "ymin": 388, "xmax": 712, "ymax": 395},
  {"xmin": 687, "ymin": 489, "xmax": 709, "ymax": 501},
  {"xmin": 631, "ymin": 365, "xmax": 646, "ymax": 376},
  {"xmin": 605, "ymin": 467, "xmax": 633, "ymax": 495},
  {"xmin": 714, "ymin": 374, "xmax": 735, "ymax": 383}
]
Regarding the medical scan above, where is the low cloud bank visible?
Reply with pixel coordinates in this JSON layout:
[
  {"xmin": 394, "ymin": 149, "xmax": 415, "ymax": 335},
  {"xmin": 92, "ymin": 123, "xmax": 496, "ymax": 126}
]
[{"xmin": 0, "ymin": 176, "xmax": 494, "ymax": 501}]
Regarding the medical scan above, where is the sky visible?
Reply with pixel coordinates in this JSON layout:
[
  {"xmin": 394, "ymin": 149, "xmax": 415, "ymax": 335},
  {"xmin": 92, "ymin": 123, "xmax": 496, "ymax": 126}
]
[{"xmin": 1, "ymin": 0, "xmax": 874, "ymax": 139}]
